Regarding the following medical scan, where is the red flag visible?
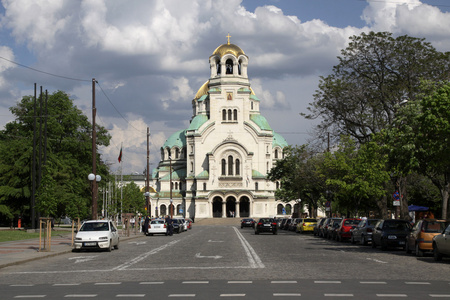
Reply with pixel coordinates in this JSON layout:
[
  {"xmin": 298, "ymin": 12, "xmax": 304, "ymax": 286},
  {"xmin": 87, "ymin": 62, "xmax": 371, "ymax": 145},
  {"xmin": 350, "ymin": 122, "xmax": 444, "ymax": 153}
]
[{"xmin": 118, "ymin": 146, "xmax": 122, "ymax": 163}]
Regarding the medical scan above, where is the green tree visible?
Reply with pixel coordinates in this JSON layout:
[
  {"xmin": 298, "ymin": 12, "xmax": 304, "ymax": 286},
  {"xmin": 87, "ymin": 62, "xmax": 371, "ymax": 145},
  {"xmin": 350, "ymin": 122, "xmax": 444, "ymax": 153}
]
[
  {"xmin": 303, "ymin": 31, "xmax": 449, "ymax": 145},
  {"xmin": 0, "ymin": 91, "xmax": 111, "ymax": 225},
  {"xmin": 121, "ymin": 182, "xmax": 144, "ymax": 215}
]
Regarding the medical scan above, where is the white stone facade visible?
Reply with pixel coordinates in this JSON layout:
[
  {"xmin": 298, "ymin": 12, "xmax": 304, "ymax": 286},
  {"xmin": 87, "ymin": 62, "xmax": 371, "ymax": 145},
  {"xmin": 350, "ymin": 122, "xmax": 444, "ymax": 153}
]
[{"xmin": 150, "ymin": 40, "xmax": 288, "ymax": 219}]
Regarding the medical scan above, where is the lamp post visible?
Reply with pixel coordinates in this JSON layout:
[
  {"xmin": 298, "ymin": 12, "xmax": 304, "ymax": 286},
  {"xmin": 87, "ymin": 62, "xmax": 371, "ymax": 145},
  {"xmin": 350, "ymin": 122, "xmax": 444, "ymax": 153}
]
[
  {"xmin": 88, "ymin": 173, "xmax": 101, "ymax": 220},
  {"xmin": 169, "ymin": 155, "xmax": 173, "ymax": 219}
]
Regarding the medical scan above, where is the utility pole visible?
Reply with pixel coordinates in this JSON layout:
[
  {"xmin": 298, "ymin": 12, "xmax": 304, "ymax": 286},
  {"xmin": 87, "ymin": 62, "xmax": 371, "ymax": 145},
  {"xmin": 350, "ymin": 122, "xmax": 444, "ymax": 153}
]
[
  {"xmin": 146, "ymin": 127, "xmax": 150, "ymax": 215},
  {"xmin": 92, "ymin": 78, "xmax": 98, "ymax": 220}
]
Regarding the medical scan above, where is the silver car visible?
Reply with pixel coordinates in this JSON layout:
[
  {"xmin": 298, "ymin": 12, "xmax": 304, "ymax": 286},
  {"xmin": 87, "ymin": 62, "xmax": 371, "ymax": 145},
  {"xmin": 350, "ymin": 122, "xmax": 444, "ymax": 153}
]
[
  {"xmin": 433, "ymin": 223, "xmax": 450, "ymax": 261},
  {"xmin": 351, "ymin": 219, "xmax": 380, "ymax": 245}
]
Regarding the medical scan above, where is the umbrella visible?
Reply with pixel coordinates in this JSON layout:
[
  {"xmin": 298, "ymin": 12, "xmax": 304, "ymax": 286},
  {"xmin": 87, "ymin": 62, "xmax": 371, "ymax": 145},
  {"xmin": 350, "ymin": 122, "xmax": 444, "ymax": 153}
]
[{"xmin": 408, "ymin": 205, "xmax": 429, "ymax": 212}]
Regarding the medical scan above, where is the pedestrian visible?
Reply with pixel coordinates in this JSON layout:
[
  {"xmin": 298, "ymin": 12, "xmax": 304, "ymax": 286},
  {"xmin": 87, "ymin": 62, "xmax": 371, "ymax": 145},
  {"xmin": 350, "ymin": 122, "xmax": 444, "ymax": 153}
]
[
  {"xmin": 165, "ymin": 215, "xmax": 173, "ymax": 236},
  {"xmin": 143, "ymin": 216, "xmax": 149, "ymax": 235},
  {"xmin": 130, "ymin": 216, "xmax": 135, "ymax": 229}
]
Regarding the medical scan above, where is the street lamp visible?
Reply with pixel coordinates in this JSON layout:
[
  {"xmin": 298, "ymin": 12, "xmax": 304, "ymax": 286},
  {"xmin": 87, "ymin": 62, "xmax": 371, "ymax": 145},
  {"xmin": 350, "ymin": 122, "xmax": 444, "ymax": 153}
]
[
  {"xmin": 169, "ymin": 155, "xmax": 173, "ymax": 219},
  {"xmin": 88, "ymin": 173, "xmax": 101, "ymax": 220}
]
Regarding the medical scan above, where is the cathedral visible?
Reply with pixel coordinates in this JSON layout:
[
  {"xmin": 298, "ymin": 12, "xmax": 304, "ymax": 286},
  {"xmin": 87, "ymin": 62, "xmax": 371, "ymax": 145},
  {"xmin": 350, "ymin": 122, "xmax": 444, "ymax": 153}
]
[{"xmin": 150, "ymin": 37, "xmax": 290, "ymax": 219}]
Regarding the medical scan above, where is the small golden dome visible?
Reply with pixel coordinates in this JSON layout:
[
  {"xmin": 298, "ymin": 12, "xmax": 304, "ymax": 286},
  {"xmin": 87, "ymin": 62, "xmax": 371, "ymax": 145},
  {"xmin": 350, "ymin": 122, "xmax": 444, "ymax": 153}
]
[
  {"xmin": 212, "ymin": 43, "xmax": 245, "ymax": 58},
  {"xmin": 194, "ymin": 80, "xmax": 209, "ymax": 100}
]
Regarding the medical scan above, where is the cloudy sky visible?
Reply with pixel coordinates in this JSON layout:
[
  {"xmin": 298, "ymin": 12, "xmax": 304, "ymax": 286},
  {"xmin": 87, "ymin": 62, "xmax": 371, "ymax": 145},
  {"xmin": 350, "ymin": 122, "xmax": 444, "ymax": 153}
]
[{"xmin": 0, "ymin": 0, "xmax": 449, "ymax": 175}]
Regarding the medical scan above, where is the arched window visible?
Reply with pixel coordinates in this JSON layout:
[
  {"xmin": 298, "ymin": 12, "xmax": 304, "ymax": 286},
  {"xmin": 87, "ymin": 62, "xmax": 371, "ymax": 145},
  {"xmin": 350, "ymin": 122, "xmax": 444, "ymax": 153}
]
[
  {"xmin": 167, "ymin": 148, "xmax": 172, "ymax": 158},
  {"xmin": 251, "ymin": 101, "xmax": 253, "ymax": 110},
  {"xmin": 255, "ymin": 182, "xmax": 258, "ymax": 191},
  {"xmin": 235, "ymin": 159, "xmax": 240, "ymax": 175},
  {"xmin": 277, "ymin": 204, "xmax": 284, "ymax": 215},
  {"xmin": 175, "ymin": 182, "xmax": 178, "ymax": 190},
  {"xmin": 222, "ymin": 109, "xmax": 226, "ymax": 121},
  {"xmin": 203, "ymin": 182, "xmax": 207, "ymax": 191},
  {"xmin": 267, "ymin": 162, "xmax": 269, "ymax": 173},
  {"xmin": 179, "ymin": 182, "xmax": 182, "ymax": 190},
  {"xmin": 191, "ymin": 162, "xmax": 194, "ymax": 173},
  {"xmin": 238, "ymin": 61, "xmax": 242, "ymax": 75},
  {"xmin": 221, "ymin": 159, "xmax": 226, "ymax": 175},
  {"xmin": 228, "ymin": 109, "xmax": 232, "ymax": 120},
  {"xmin": 175, "ymin": 148, "xmax": 179, "ymax": 159},
  {"xmin": 161, "ymin": 149, "xmax": 164, "ymax": 160},
  {"xmin": 228, "ymin": 155, "xmax": 234, "ymax": 175},
  {"xmin": 171, "ymin": 182, "xmax": 174, "ymax": 190},
  {"xmin": 217, "ymin": 62, "xmax": 221, "ymax": 75},
  {"xmin": 286, "ymin": 204, "xmax": 292, "ymax": 215},
  {"xmin": 275, "ymin": 149, "xmax": 278, "ymax": 159},
  {"xmin": 226, "ymin": 59, "xmax": 233, "ymax": 74},
  {"xmin": 276, "ymin": 181, "xmax": 280, "ymax": 189},
  {"xmin": 233, "ymin": 109, "xmax": 237, "ymax": 121}
]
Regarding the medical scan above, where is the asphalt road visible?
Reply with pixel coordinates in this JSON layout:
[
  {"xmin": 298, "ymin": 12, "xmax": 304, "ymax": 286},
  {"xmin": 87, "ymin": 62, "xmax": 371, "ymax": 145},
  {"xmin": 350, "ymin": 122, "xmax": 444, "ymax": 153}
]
[{"xmin": 1, "ymin": 224, "xmax": 449, "ymax": 299}]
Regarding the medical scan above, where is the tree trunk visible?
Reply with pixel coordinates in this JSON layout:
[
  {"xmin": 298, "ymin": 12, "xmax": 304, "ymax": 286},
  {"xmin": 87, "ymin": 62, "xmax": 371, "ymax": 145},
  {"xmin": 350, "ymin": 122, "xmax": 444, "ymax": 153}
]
[{"xmin": 376, "ymin": 195, "xmax": 388, "ymax": 219}]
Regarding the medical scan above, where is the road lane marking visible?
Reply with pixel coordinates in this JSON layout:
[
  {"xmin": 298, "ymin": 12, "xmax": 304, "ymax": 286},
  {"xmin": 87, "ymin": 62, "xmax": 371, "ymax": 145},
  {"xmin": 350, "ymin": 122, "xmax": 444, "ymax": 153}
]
[
  {"xmin": 10, "ymin": 285, "xmax": 34, "ymax": 287},
  {"xmin": 360, "ymin": 282, "xmax": 387, "ymax": 284},
  {"xmin": 195, "ymin": 252, "xmax": 222, "ymax": 259},
  {"xmin": 405, "ymin": 282, "xmax": 430, "ymax": 285},
  {"xmin": 228, "ymin": 281, "xmax": 252, "ymax": 284},
  {"xmin": 140, "ymin": 282, "xmax": 164, "ymax": 284},
  {"xmin": 208, "ymin": 240, "xmax": 224, "ymax": 242},
  {"xmin": 116, "ymin": 295, "xmax": 145, "ymax": 297},
  {"xmin": 53, "ymin": 283, "xmax": 80, "ymax": 286},
  {"xmin": 314, "ymin": 281, "xmax": 341, "ymax": 284},
  {"xmin": 14, "ymin": 296, "xmax": 46, "ymax": 298},
  {"xmin": 168, "ymin": 294, "xmax": 195, "ymax": 297},
  {"xmin": 69, "ymin": 256, "xmax": 97, "ymax": 264},
  {"xmin": 233, "ymin": 227, "xmax": 265, "ymax": 268},
  {"xmin": 430, "ymin": 295, "xmax": 450, "ymax": 298},
  {"xmin": 182, "ymin": 281, "xmax": 209, "ymax": 284},
  {"xmin": 376, "ymin": 294, "xmax": 407, "ymax": 297},
  {"xmin": 128, "ymin": 241, "xmax": 147, "ymax": 245},
  {"xmin": 366, "ymin": 258, "xmax": 387, "ymax": 264},
  {"xmin": 94, "ymin": 282, "xmax": 121, "ymax": 285},
  {"xmin": 274, "ymin": 293, "xmax": 301, "ymax": 297},
  {"xmin": 325, "ymin": 294, "xmax": 353, "ymax": 297},
  {"xmin": 64, "ymin": 295, "xmax": 97, "ymax": 298},
  {"xmin": 114, "ymin": 240, "xmax": 180, "ymax": 270},
  {"xmin": 220, "ymin": 294, "xmax": 246, "ymax": 297},
  {"xmin": 272, "ymin": 281, "xmax": 297, "ymax": 284}
]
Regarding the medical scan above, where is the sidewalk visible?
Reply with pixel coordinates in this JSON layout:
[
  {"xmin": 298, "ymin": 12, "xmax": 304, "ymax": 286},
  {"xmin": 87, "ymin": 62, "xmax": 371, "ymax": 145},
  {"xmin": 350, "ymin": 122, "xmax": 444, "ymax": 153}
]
[{"xmin": 0, "ymin": 218, "xmax": 241, "ymax": 269}]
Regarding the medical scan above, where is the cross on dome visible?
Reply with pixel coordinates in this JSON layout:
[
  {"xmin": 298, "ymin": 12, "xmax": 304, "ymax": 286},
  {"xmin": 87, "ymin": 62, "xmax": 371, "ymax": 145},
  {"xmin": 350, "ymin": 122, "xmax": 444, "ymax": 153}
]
[{"xmin": 226, "ymin": 33, "xmax": 231, "ymax": 45}]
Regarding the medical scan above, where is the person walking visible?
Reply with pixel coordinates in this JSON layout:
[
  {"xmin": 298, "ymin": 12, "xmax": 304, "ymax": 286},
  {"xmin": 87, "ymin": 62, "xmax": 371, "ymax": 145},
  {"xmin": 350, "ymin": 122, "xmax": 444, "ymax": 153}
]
[
  {"xmin": 143, "ymin": 216, "xmax": 150, "ymax": 235},
  {"xmin": 165, "ymin": 215, "xmax": 173, "ymax": 236}
]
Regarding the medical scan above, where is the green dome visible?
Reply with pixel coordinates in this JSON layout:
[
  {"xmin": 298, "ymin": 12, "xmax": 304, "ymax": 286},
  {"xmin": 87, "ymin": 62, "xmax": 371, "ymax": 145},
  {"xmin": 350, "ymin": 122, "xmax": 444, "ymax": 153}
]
[
  {"xmin": 163, "ymin": 129, "xmax": 186, "ymax": 149},
  {"xmin": 273, "ymin": 132, "xmax": 288, "ymax": 148}
]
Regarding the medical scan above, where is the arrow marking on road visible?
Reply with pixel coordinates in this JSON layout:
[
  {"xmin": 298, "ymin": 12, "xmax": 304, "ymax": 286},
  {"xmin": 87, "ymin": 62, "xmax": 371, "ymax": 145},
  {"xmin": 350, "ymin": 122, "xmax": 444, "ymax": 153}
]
[
  {"xmin": 69, "ymin": 256, "xmax": 97, "ymax": 264},
  {"xmin": 195, "ymin": 252, "xmax": 222, "ymax": 259}
]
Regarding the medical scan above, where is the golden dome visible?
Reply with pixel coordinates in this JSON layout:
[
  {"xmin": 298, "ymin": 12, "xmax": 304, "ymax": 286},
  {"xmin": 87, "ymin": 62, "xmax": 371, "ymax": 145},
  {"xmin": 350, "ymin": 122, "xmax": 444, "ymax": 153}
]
[
  {"xmin": 194, "ymin": 80, "xmax": 209, "ymax": 100},
  {"xmin": 212, "ymin": 43, "xmax": 245, "ymax": 58}
]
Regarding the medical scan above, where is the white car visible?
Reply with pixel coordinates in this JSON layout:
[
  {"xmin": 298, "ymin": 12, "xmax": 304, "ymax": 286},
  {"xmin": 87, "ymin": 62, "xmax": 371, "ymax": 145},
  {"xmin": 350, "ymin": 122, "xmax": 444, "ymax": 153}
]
[
  {"xmin": 147, "ymin": 219, "xmax": 167, "ymax": 235},
  {"xmin": 73, "ymin": 220, "xmax": 119, "ymax": 252}
]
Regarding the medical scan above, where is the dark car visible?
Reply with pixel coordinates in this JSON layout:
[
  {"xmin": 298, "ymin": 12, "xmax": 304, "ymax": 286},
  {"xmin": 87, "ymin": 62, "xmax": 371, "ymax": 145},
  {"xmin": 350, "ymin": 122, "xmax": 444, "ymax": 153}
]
[
  {"xmin": 336, "ymin": 218, "xmax": 361, "ymax": 242},
  {"xmin": 289, "ymin": 218, "xmax": 302, "ymax": 231},
  {"xmin": 351, "ymin": 218, "xmax": 380, "ymax": 245},
  {"xmin": 172, "ymin": 218, "xmax": 184, "ymax": 233},
  {"xmin": 314, "ymin": 218, "xmax": 326, "ymax": 237},
  {"xmin": 279, "ymin": 218, "xmax": 289, "ymax": 230},
  {"xmin": 255, "ymin": 218, "xmax": 278, "ymax": 235},
  {"xmin": 326, "ymin": 218, "xmax": 343, "ymax": 239},
  {"xmin": 241, "ymin": 218, "xmax": 255, "ymax": 228},
  {"xmin": 372, "ymin": 219, "xmax": 411, "ymax": 250},
  {"xmin": 282, "ymin": 219, "xmax": 293, "ymax": 230}
]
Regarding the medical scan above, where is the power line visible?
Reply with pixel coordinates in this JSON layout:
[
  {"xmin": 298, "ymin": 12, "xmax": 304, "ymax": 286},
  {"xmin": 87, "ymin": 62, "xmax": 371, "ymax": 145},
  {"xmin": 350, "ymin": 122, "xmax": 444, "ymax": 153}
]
[{"xmin": 0, "ymin": 56, "xmax": 91, "ymax": 82}]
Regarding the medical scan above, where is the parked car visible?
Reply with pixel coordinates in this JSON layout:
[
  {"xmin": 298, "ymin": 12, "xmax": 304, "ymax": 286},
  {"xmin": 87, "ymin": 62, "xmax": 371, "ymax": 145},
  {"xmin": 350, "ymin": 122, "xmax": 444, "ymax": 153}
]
[
  {"xmin": 283, "ymin": 219, "xmax": 293, "ymax": 230},
  {"xmin": 185, "ymin": 218, "xmax": 193, "ymax": 229},
  {"xmin": 289, "ymin": 218, "xmax": 302, "ymax": 231},
  {"xmin": 326, "ymin": 218, "xmax": 342, "ymax": 239},
  {"xmin": 406, "ymin": 219, "xmax": 449, "ymax": 257},
  {"xmin": 336, "ymin": 218, "xmax": 361, "ymax": 241},
  {"xmin": 314, "ymin": 218, "xmax": 326, "ymax": 236},
  {"xmin": 433, "ymin": 223, "xmax": 450, "ymax": 261},
  {"xmin": 172, "ymin": 218, "xmax": 184, "ymax": 233},
  {"xmin": 372, "ymin": 219, "xmax": 411, "ymax": 250},
  {"xmin": 254, "ymin": 218, "xmax": 278, "ymax": 235},
  {"xmin": 147, "ymin": 219, "xmax": 167, "ymax": 236},
  {"xmin": 296, "ymin": 218, "xmax": 318, "ymax": 233},
  {"xmin": 351, "ymin": 218, "xmax": 380, "ymax": 245},
  {"xmin": 73, "ymin": 220, "xmax": 119, "ymax": 252},
  {"xmin": 241, "ymin": 218, "xmax": 255, "ymax": 228}
]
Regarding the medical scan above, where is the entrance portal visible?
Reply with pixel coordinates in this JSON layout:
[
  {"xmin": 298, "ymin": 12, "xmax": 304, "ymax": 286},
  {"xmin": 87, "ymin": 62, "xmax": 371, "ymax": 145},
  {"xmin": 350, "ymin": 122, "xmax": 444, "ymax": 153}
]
[
  {"xmin": 226, "ymin": 196, "xmax": 237, "ymax": 217},
  {"xmin": 212, "ymin": 197, "xmax": 223, "ymax": 218},
  {"xmin": 239, "ymin": 197, "xmax": 250, "ymax": 217}
]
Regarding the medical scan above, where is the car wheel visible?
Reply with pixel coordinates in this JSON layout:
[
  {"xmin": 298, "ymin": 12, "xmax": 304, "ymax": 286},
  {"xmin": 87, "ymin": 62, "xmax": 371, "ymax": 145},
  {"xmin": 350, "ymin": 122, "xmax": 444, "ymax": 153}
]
[
  {"xmin": 255, "ymin": 231, "xmax": 259, "ymax": 235},
  {"xmin": 114, "ymin": 239, "xmax": 119, "ymax": 250},
  {"xmin": 273, "ymin": 231, "xmax": 278, "ymax": 235},
  {"xmin": 415, "ymin": 244, "xmax": 424, "ymax": 257},
  {"xmin": 434, "ymin": 245, "xmax": 442, "ymax": 261},
  {"xmin": 107, "ymin": 240, "xmax": 112, "ymax": 252},
  {"xmin": 405, "ymin": 242, "xmax": 412, "ymax": 254}
]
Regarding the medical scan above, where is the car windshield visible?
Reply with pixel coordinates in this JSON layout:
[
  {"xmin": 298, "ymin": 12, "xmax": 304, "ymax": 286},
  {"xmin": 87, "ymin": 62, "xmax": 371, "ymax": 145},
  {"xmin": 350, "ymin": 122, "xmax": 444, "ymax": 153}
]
[
  {"xmin": 304, "ymin": 219, "xmax": 317, "ymax": 223},
  {"xmin": 80, "ymin": 222, "xmax": 109, "ymax": 232},
  {"xmin": 151, "ymin": 220, "xmax": 164, "ymax": 224},
  {"xmin": 259, "ymin": 218, "xmax": 274, "ymax": 223},
  {"xmin": 344, "ymin": 219, "xmax": 361, "ymax": 225},
  {"xmin": 423, "ymin": 221, "xmax": 448, "ymax": 233},
  {"xmin": 384, "ymin": 221, "xmax": 409, "ymax": 230}
]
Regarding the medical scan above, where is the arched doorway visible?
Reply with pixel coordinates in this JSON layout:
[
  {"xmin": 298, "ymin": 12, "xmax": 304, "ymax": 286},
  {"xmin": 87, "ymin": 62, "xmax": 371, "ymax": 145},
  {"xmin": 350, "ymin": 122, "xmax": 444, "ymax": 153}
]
[
  {"xmin": 226, "ymin": 196, "xmax": 237, "ymax": 217},
  {"xmin": 160, "ymin": 204, "xmax": 166, "ymax": 216},
  {"xmin": 212, "ymin": 196, "xmax": 223, "ymax": 218},
  {"xmin": 239, "ymin": 196, "xmax": 250, "ymax": 217}
]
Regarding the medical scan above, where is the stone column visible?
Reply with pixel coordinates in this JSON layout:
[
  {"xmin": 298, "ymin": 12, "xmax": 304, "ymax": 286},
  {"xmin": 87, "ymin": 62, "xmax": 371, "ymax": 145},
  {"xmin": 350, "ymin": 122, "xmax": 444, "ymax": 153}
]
[
  {"xmin": 222, "ymin": 201, "xmax": 226, "ymax": 218},
  {"xmin": 236, "ymin": 202, "xmax": 240, "ymax": 218}
]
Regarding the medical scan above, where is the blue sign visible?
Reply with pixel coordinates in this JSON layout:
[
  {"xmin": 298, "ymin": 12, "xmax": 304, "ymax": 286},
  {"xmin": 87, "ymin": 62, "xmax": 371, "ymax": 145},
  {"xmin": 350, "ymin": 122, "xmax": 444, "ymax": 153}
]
[{"xmin": 282, "ymin": 208, "xmax": 286, "ymax": 215}]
